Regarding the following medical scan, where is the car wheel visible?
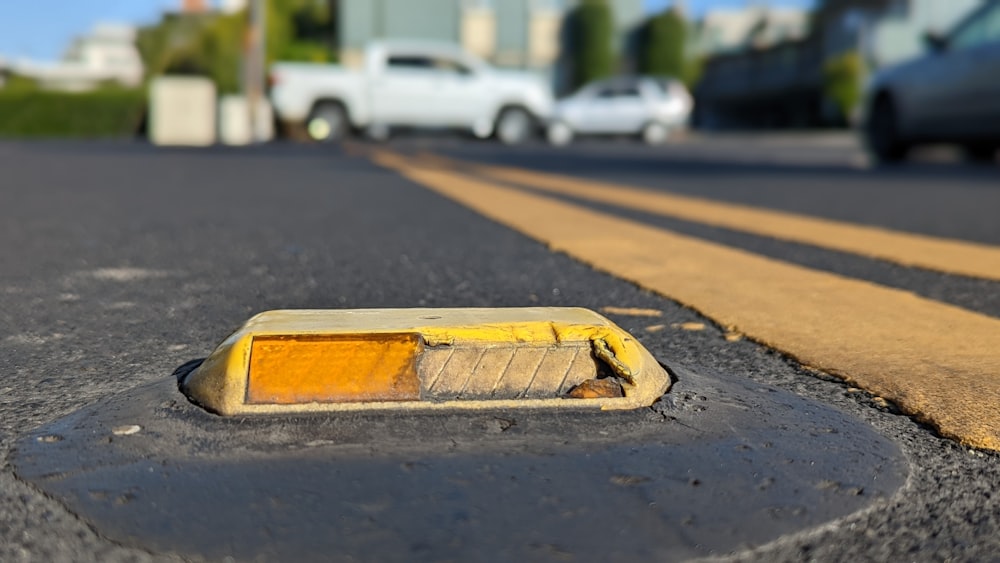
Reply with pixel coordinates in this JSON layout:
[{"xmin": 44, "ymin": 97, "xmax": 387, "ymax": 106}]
[
  {"xmin": 641, "ymin": 122, "xmax": 670, "ymax": 145},
  {"xmin": 962, "ymin": 143, "xmax": 998, "ymax": 163},
  {"xmin": 496, "ymin": 107, "xmax": 533, "ymax": 145},
  {"xmin": 307, "ymin": 102, "xmax": 348, "ymax": 143},
  {"xmin": 547, "ymin": 121, "xmax": 574, "ymax": 146},
  {"xmin": 865, "ymin": 96, "xmax": 909, "ymax": 164}
]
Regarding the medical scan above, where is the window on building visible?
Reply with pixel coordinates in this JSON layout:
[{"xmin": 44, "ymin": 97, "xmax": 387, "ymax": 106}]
[
  {"xmin": 462, "ymin": 0, "xmax": 494, "ymax": 9},
  {"xmin": 530, "ymin": 0, "xmax": 564, "ymax": 12}
]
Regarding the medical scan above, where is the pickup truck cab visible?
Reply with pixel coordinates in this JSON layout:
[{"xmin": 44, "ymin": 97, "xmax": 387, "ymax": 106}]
[{"xmin": 270, "ymin": 40, "xmax": 553, "ymax": 144}]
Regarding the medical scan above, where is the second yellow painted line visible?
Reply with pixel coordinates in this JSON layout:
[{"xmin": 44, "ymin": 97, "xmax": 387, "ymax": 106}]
[
  {"xmin": 421, "ymin": 154, "xmax": 1000, "ymax": 282},
  {"xmin": 374, "ymin": 150, "xmax": 1000, "ymax": 451}
]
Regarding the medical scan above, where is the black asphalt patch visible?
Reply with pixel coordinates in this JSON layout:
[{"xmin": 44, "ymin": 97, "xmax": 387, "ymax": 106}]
[{"xmin": 13, "ymin": 361, "xmax": 905, "ymax": 562}]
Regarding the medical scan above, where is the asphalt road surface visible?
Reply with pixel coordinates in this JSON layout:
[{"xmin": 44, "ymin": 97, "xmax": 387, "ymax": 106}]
[{"xmin": 0, "ymin": 135, "xmax": 998, "ymax": 562}]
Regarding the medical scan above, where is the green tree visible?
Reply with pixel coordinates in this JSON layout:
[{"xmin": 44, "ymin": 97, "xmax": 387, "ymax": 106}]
[
  {"xmin": 137, "ymin": 1, "xmax": 336, "ymax": 95},
  {"xmin": 200, "ymin": 13, "xmax": 245, "ymax": 93},
  {"xmin": 823, "ymin": 50, "xmax": 865, "ymax": 124},
  {"xmin": 137, "ymin": 13, "xmax": 213, "ymax": 79},
  {"xmin": 573, "ymin": 0, "xmax": 614, "ymax": 88},
  {"xmin": 682, "ymin": 55, "xmax": 705, "ymax": 89},
  {"xmin": 641, "ymin": 8, "xmax": 686, "ymax": 79},
  {"xmin": 1, "ymin": 73, "xmax": 39, "ymax": 92},
  {"xmin": 153, "ymin": 12, "xmax": 245, "ymax": 94},
  {"xmin": 267, "ymin": 0, "xmax": 335, "ymax": 64}
]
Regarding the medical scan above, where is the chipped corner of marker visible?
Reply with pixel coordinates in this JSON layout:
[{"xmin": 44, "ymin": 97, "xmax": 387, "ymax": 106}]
[{"xmin": 592, "ymin": 338, "xmax": 636, "ymax": 385}]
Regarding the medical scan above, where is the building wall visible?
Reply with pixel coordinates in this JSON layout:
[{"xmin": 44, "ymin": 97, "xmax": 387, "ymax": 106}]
[
  {"xmin": 494, "ymin": 0, "xmax": 529, "ymax": 67},
  {"xmin": 342, "ymin": 0, "xmax": 461, "ymax": 66},
  {"xmin": 182, "ymin": 0, "xmax": 209, "ymax": 13},
  {"xmin": 693, "ymin": 7, "xmax": 809, "ymax": 57},
  {"xmin": 220, "ymin": 0, "xmax": 248, "ymax": 14},
  {"xmin": 528, "ymin": 7, "xmax": 562, "ymax": 67},
  {"xmin": 461, "ymin": 5, "xmax": 498, "ymax": 59},
  {"xmin": 9, "ymin": 24, "xmax": 143, "ymax": 92},
  {"xmin": 339, "ymin": 0, "xmax": 644, "ymax": 78}
]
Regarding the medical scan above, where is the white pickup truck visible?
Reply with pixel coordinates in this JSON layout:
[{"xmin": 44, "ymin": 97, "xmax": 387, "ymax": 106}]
[{"xmin": 269, "ymin": 40, "xmax": 554, "ymax": 144}]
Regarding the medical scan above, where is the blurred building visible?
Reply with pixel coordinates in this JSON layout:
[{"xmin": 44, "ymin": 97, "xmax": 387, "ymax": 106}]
[
  {"xmin": 695, "ymin": 0, "xmax": 985, "ymax": 129},
  {"xmin": 691, "ymin": 6, "xmax": 809, "ymax": 56},
  {"xmin": 4, "ymin": 24, "xmax": 144, "ymax": 92},
  {"xmin": 220, "ymin": 0, "xmax": 249, "ymax": 14},
  {"xmin": 338, "ymin": 0, "xmax": 645, "ymax": 94}
]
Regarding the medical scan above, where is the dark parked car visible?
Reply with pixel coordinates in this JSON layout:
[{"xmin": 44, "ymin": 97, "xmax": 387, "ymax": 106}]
[{"xmin": 863, "ymin": 0, "xmax": 1000, "ymax": 163}]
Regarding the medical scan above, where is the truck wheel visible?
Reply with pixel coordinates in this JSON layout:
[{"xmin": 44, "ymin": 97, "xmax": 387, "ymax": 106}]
[
  {"xmin": 496, "ymin": 108, "xmax": 533, "ymax": 145},
  {"xmin": 307, "ymin": 102, "xmax": 348, "ymax": 143}
]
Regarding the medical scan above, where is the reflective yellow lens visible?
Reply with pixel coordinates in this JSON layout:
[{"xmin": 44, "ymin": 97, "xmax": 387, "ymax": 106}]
[{"xmin": 247, "ymin": 333, "xmax": 422, "ymax": 404}]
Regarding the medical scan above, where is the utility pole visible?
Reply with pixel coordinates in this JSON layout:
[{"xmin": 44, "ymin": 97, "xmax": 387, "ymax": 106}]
[{"xmin": 245, "ymin": 0, "xmax": 266, "ymax": 142}]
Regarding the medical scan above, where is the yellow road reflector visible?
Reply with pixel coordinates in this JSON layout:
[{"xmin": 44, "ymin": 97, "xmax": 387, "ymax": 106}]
[
  {"xmin": 180, "ymin": 308, "xmax": 671, "ymax": 415},
  {"xmin": 247, "ymin": 334, "xmax": 422, "ymax": 404}
]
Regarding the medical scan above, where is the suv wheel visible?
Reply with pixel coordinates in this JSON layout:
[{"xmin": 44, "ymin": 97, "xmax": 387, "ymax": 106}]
[
  {"xmin": 865, "ymin": 96, "xmax": 909, "ymax": 164},
  {"xmin": 962, "ymin": 143, "xmax": 998, "ymax": 163},
  {"xmin": 547, "ymin": 121, "xmax": 574, "ymax": 146},
  {"xmin": 641, "ymin": 122, "xmax": 670, "ymax": 145}
]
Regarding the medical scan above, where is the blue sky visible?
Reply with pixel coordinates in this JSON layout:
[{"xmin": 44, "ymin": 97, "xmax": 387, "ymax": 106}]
[
  {"xmin": 0, "ymin": 0, "xmax": 815, "ymax": 62},
  {"xmin": 0, "ymin": 0, "xmax": 174, "ymax": 61}
]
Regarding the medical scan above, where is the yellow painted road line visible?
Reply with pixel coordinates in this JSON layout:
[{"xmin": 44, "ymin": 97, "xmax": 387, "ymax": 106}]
[
  {"xmin": 424, "ymin": 153, "xmax": 1000, "ymax": 282},
  {"xmin": 374, "ymin": 151, "xmax": 1000, "ymax": 451}
]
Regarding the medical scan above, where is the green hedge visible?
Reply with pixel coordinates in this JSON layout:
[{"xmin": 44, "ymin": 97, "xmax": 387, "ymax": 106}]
[
  {"xmin": 0, "ymin": 89, "xmax": 146, "ymax": 138},
  {"xmin": 823, "ymin": 51, "xmax": 866, "ymax": 125},
  {"xmin": 640, "ymin": 8, "xmax": 686, "ymax": 80}
]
